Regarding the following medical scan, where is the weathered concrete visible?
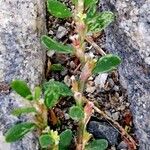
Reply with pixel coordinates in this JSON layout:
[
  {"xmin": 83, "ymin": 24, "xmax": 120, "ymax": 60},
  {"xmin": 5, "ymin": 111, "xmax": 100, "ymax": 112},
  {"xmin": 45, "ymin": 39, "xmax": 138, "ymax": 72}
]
[
  {"xmin": 101, "ymin": 0, "xmax": 150, "ymax": 149},
  {"xmin": 0, "ymin": 0, "xmax": 46, "ymax": 149}
]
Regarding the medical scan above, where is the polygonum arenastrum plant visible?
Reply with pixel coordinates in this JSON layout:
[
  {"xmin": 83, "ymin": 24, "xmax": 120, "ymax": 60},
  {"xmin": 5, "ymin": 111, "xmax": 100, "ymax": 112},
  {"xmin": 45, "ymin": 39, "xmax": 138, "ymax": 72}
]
[{"xmin": 5, "ymin": 0, "xmax": 131, "ymax": 150}]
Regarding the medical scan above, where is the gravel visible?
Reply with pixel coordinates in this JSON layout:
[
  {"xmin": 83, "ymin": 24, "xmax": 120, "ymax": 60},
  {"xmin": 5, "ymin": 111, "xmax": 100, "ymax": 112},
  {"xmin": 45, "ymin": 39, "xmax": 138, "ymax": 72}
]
[
  {"xmin": 56, "ymin": 26, "xmax": 68, "ymax": 39},
  {"xmin": 111, "ymin": 112, "xmax": 120, "ymax": 121},
  {"xmin": 94, "ymin": 73, "xmax": 108, "ymax": 89}
]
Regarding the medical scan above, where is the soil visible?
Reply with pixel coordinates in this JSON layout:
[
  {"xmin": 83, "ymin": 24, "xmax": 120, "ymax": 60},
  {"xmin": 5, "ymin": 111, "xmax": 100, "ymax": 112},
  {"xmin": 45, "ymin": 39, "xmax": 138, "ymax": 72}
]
[{"xmin": 45, "ymin": 1, "xmax": 137, "ymax": 149}]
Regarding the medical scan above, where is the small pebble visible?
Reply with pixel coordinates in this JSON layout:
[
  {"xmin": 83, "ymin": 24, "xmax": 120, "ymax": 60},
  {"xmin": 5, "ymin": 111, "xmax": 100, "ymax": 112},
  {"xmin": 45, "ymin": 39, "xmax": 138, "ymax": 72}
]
[
  {"xmin": 48, "ymin": 30, "xmax": 54, "ymax": 35},
  {"xmin": 65, "ymin": 22, "xmax": 70, "ymax": 27},
  {"xmin": 61, "ymin": 68, "xmax": 68, "ymax": 76},
  {"xmin": 119, "ymin": 96, "xmax": 124, "ymax": 102},
  {"xmin": 87, "ymin": 81, "xmax": 94, "ymax": 86},
  {"xmin": 88, "ymin": 76, "xmax": 94, "ymax": 81},
  {"xmin": 64, "ymin": 75, "xmax": 71, "ymax": 87},
  {"xmin": 113, "ymin": 85, "xmax": 120, "ymax": 92},
  {"xmin": 107, "ymin": 78, "xmax": 115, "ymax": 88},
  {"xmin": 56, "ymin": 26, "xmax": 68, "ymax": 39},
  {"xmin": 64, "ymin": 113, "xmax": 70, "ymax": 120},
  {"xmin": 111, "ymin": 112, "xmax": 120, "ymax": 121},
  {"xmin": 86, "ymin": 81, "xmax": 95, "ymax": 93},
  {"xmin": 94, "ymin": 73, "xmax": 108, "ymax": 89},
  {"xmin": 117, "ymin": 105, "xmax": 126, "ymax": 111},
  {"xmin": 126, "ymin": 102, "xmax": 130, "ymax": 107},
  {"xmin": 111, "ymin": 109, "xmax": 116, "ymax": 113},
  {"xmin": 105, "ymin": 111, "xmax": 112, "ymax": 117},
  {"xmin": 110, "ymin": 146, "xmax": 116, "ymax": 150},
  {"xmin": 115, "ymin": 92, "xmax": 120, "ymax": 98},
  {"xmin": 47, "ymin": 50, "xmax": 55, "ymax": 57},
  {"xmin": 85, "ymin": 52, "xmax": 95, "ymax": 59},
  {"xmin": 117, "ymin": 141, "xmax": 128, "ymax": 150},
  {"xmin": 70, "ymin": 61, "xmax": 76, "ymax": 69},
  {"xmin": 86, "ymin": 85, "xmax": 96, "ymax": 93}
]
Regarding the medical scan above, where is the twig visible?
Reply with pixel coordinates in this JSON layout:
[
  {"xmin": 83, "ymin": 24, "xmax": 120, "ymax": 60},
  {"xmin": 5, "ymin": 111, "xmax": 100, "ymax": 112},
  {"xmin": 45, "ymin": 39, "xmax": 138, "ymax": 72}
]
[
  {"xmin": 86, "ymin": 36, "xmax": 106, "ymax": 56},
  {"xmin": 93, "ymin": 105, "xmax": 137, "ymax": 150},
  {"xmin": 73, "ymin": 63, "xmax": 81, "ymax": 74}
]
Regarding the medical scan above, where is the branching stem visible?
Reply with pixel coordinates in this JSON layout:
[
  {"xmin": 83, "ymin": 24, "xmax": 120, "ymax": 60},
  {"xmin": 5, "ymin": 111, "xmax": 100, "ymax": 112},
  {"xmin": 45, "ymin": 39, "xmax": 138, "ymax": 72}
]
[{"xmin": 72, "ymin": 1, "xmax": 137, "ymax": 150}]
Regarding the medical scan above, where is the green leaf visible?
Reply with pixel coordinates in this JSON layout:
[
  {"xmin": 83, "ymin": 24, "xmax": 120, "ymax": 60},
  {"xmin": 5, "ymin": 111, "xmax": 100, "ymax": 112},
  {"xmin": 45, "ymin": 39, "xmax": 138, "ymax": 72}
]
[
  {"xmin": 72, "ymin": 0, "xmax": 97, "ymax": 9},
  {"xmin": 39, "ymin": 134, "xmax": 54, "ymax": 148},
  {"xmin": 59, "ymin": 129, "xmax": 72, "ymax": 149},
  {"xmin": 69, "ymin": 106, "xmax": 84, "ymax": 121},
  {"xmin": 86, "ymin": 2, "xmax": 97, "ymax": 20},
  {"xmin": 11, "ymin": 107, "xmax": 37, "ymax": 116},
  {"xmin": 50, "ymin": 130, "xmax": 60, "ymax": 145},
  {"xmin": 86, "ymin": 139, "xmax": 108, "ymax": 150},
  {"xmin": 11, "ymin": 80, "xmax": 33, "ymax": 100},
  {"xmin": 34, "ymin": 86, "xmax": 41, "ymax": 101},
  {"xmin": 44, "ymin": 80, "xmax": 73, "ymax": 97},
  {"xmin": 84, "ymin": 0, "xmax": 98, "ymax": 9},
  {"xmin": 87, "ymin": 11, "xmax": 114, "ymax": 34},
  {"xmin": 47, "ymin": 0, "xmax": 72, "ymax": 19},
  {"xmin": 44, "ymin": 90, "xmax": 60, "ymax": 108},
  {"xmin": 51, "ymin": 64, "xmax": 64, "ymax": 71},
  {"xmin": 93, "ymin": 54, "xmax": 121, "ymax": 74},
  {"xmin": 72, "ymin": 0, "xmax": 78, "ymax": 5},
  {"xmin": 5, "ymin": 122, "xmax": 36, "ymax": 142},
  {"xmin": 25, "ymin": 95, "xmax": 33, "ymax": 100},
  {"xmin": 44, "ymin": 80, "xmax": 72, "ymax": 108},
  {"xmin": 41, "ymin": 35, "xmax": 74, "ymax": 54},
  {"xmin": 57, "ymin": 82, "xmax": 73, "ymax": 97}
]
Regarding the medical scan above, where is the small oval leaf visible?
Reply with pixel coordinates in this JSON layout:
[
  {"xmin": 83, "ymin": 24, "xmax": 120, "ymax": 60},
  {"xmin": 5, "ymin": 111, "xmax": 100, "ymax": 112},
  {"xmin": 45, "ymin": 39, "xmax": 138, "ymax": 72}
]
[
  {"xmin": 69, "ymin": 106, "xmax": 84, "ymax": 121},
  {"xmin": 39, "ymin": 134, "xmax": 54, "ymax": 148},
  {"xmin": 11, "ymin": 80, "xmax": 33, "ymax": 100},
  {"xmin": 87, "ymin": 11, "xmax": 114, "ymax": 34},
  {"xmin": 93, "ymin": 54, "xmax": 121, "ymax": 74},
  {"xmin": 44, "ymin": 80, "xmax": 73, "ymax": 108},
  {"xmin": 11, "ymin": 107, "xmax": 37, "ymax": 116},
  {"xmin": 44, "ymin": 90, "xmax": 60, "ymax": 108},
  {"xmin": 47, "ymin": 0, "xmax": 72, "ymax": 19},
  {"xmin": 43, "ymin": 80, "xmax": 73, "ymax": 97},
  {"xmin": 86, "ymin": 139, "xmax": 108, "ymax": 150},
  {"xmin": 41, "ymin": 35, "xmax": 74, "ymax": 54},
  {"xmin": 51, "ymin": 64, "xmax": 64, "ymax": 72},
  {"xmin": 85, "ymin": 0, "xmax": 98, "ymax": 9},
  {"xmin": 34, "ymin": 86, "xmax": 41, "ymax": 101},
  {"xmin": 59, "ymin": 129, "xmax": 72, "ymax": 149},
  {"xmin": 5, "ymin": 122, "xmax": 36, "ymax": 142}
]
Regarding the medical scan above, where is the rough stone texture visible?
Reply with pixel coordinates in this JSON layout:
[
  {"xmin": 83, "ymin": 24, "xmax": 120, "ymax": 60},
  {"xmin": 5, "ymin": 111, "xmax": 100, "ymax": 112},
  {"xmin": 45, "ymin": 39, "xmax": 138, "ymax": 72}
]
[
  {"xmin": 88, "ymin": 121, "xmax": 119, "ymax": 145},
  {"xmin": 101, "ymin": 0, "xmax": 150, "ymax": 149},
  {"xmin": 0, "ymin": 0, "xmax": 46, "ymax": 149}
]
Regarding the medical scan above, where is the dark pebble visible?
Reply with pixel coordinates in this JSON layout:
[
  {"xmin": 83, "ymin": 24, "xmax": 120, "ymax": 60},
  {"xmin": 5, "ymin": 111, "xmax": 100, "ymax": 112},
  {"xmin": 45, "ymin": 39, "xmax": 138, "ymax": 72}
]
[{"xmin": 87, "ymin": 121, "xmax": 119, "ymax": 145}]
